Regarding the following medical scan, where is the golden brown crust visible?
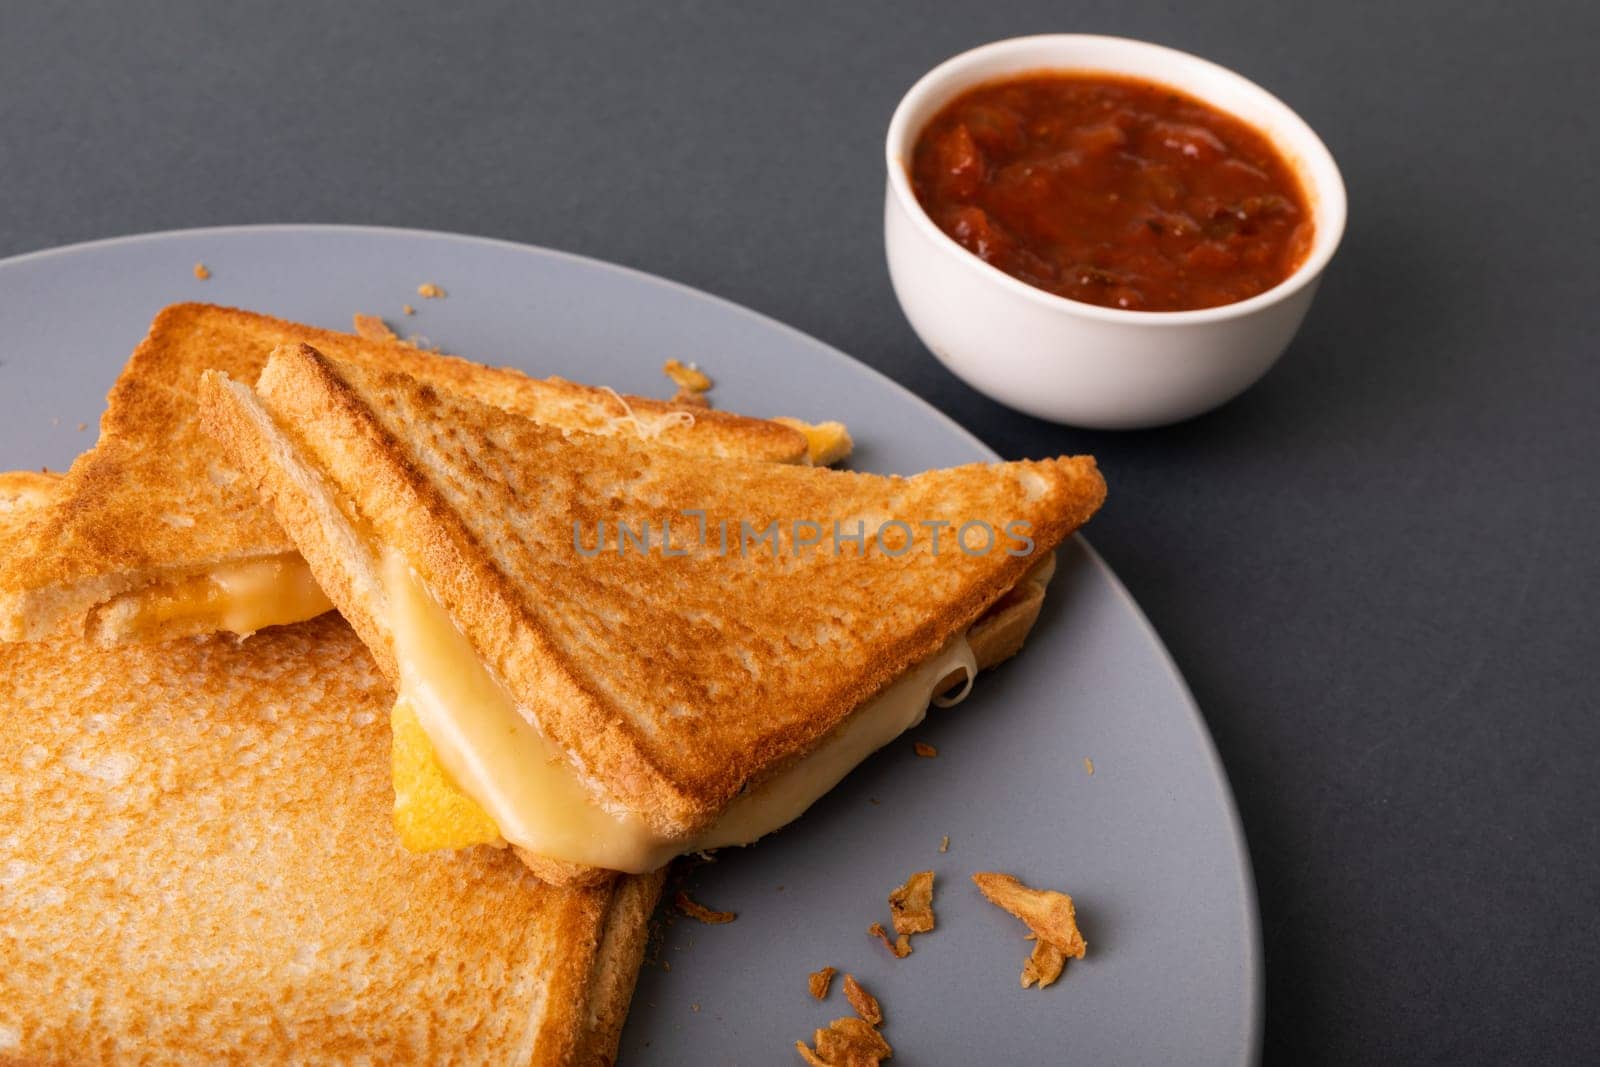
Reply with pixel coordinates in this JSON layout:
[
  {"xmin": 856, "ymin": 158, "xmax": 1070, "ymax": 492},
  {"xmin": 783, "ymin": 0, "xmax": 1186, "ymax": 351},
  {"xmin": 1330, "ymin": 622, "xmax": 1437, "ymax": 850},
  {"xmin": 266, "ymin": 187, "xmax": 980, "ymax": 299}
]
[
  {"xmin": 571, "ymin": 867, "xmax": 670, "ymax": 1065},
  {"xmin": 0, "ymin": 302, "xmax": 808, "ymax": 643},
  {"xmin": 515, "ymin": 846, "xmax": 621, "ymax": 888},
  {"xmin": 0, "ymin": 616, "xmax": 664, "ymax": 1064},
  {"xmin": 208, "ymin": 345, "xmax": 1106, "ymax": 850}
]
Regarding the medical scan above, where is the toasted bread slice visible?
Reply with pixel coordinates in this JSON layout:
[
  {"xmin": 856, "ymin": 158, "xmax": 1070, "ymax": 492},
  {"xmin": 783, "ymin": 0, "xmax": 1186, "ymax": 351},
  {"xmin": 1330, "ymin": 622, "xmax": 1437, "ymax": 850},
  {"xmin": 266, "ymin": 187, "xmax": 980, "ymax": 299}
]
[
  {"xmin": 0, "ymin": 618, "xmax": 664, "ymax": 1064},
  {"xmin": 0, "ymin": 303, "xmax": 809, "ymax": 645},
  {"xmin": 201, "ymin": 345, "xmax": 1105, "ymax": 880}
]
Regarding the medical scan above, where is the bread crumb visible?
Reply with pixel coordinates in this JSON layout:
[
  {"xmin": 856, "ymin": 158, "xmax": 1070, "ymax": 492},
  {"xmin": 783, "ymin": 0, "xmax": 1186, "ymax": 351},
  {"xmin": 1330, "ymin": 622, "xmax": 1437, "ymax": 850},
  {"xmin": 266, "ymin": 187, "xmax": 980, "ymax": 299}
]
[
  {"xmin": 663, "ymin": 358, "xmax": 713, "ymax": 395},
  {"xmin": 972, "ymin": 872, "xmax": 1086, "ymax": 989},
  {"xmin": 808, "ymin": 966, "xmax": 836, "ymax": 1000},
  {"xmin": 76, "ymin": 422, "xmax": 87, "ymax": 432},
  {"xmin": 417, "ymin": 282, "xmax": 445, "ymax": 299},
  {"xmin": 690, "ymin": 1003, "xmax": 701, "ymax": 1013},
  {"xmin": 1022, "ymin": 939, "xmax": 1068, "ymax": 989},
  {"xmin": 868, "ymin": 921, "xmax": 912, "ymax": 959},
  {"xmin": 402, "ymin": 303, "xmax": 416, "ymax": 315},
  {"xmin": 662, "ymin": 360, "xmax": 713, "ymax": 409},
  {"xmin": 939, "ymin": 835, "xmax": 950, "ymax": 853},
  {"xmin": 352, "ymin": 314, "xmax": 399, "ymax": 342},
  {"xmin": 842, "ymin": 974, "xmax": 882, "ymax": 1026},
  {"xmin": 1084, "ymin": 757, "xmax": 1094, "ymax": 775},
  {"xmin": 796, "ymin": 1016, "xmax": 892, "ymax": 1067},
  {"xmin": 674, "ymin": 890, "xmax": 736, "ymax": 925},
  {"xmin": 914, "ymin": 741, "xmax": 938, "ymax": 758},
  {"xmin": 193, "ymin": 262, "xmax": 210, "ymax": 280},
  {"xmin": 889, "ymin": 870, "xmax": 936, "ymax": 936}
]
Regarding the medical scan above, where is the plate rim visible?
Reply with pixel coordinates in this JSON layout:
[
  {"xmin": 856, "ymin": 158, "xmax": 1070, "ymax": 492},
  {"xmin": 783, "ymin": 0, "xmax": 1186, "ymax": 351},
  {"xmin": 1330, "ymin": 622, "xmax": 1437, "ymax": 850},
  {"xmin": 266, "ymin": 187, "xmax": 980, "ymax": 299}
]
[{"xmin": 0, "ymin": 223, "xmax": 1263, "ymax": 1063}]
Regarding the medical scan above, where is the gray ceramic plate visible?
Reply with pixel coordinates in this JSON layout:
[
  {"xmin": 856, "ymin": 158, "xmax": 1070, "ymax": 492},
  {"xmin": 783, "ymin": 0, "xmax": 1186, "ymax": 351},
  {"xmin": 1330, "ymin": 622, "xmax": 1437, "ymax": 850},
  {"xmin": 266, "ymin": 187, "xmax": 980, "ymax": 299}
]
[{"xmin": 0, "ymin": 226, "xmax": 1261, "ymax": 1065}]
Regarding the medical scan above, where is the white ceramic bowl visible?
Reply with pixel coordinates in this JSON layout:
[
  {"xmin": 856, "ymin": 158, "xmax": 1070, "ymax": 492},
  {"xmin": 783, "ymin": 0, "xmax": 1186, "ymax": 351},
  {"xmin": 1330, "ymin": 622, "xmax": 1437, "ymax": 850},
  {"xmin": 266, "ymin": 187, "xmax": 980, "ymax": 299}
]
[{"xmin": 885, "ymin": 35, "xmax": 1347, "ymax": 429}]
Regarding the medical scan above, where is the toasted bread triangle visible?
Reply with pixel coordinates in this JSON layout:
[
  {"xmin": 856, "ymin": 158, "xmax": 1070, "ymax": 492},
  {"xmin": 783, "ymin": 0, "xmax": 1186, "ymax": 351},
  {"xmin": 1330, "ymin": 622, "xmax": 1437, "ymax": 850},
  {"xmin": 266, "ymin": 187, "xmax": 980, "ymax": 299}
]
[
  {"xmin": 202, "ymin": 344, "xmax": 1105, "ymax": 842},
  {"xmin": 0, "ymin": 303, "xmax": 807, "ymax": 644},
  {"xmin": 0, "ymin": 474, "xmax": 663, "ymax": 1064}
]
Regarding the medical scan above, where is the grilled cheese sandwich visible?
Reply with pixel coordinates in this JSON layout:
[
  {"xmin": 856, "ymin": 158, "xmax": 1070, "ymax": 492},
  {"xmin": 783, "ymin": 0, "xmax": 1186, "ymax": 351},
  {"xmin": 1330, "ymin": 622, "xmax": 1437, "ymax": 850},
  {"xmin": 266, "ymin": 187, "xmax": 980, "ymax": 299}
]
[{"xmin": 200, "ymin": 344, "xmax": 1106, "ymax": 882}]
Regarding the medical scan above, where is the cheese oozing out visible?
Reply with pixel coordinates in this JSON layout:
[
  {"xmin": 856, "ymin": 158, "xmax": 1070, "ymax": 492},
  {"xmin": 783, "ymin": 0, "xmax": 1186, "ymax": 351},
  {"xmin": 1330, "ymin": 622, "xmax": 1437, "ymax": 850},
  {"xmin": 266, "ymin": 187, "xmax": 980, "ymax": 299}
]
[
  {"xmin": 384, "ymin": 551, "xmax": 977, "ymax": 873},
  {"xmin": 116, "ymin": 553, "xmax": 335, "ymax": 637}
]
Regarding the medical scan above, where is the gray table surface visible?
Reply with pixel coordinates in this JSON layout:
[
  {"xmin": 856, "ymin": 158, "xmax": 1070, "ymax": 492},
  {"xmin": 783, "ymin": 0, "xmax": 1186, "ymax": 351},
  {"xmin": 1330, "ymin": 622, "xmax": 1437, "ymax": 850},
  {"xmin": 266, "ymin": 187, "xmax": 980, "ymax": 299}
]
[{"xmin": 3, "ymin": 2, "xmax": 1595, "ymax": 1063}]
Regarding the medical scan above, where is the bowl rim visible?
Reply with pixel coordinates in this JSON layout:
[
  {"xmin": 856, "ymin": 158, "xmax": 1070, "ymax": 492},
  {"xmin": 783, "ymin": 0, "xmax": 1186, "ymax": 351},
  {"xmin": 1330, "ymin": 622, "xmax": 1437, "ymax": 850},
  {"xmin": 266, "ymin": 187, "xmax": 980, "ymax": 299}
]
[{"xmin": 885, "ymin": 33, "xmax": 1348, "ymax": 327}]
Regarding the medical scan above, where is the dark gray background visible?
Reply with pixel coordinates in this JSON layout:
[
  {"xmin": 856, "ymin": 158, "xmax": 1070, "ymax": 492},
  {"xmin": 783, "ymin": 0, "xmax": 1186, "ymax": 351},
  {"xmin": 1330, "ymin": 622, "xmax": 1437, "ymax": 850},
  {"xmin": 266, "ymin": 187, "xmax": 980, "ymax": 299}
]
[{"xmin": 2, "ymin": 2, "xmax": 1594, "ymax": 1063}]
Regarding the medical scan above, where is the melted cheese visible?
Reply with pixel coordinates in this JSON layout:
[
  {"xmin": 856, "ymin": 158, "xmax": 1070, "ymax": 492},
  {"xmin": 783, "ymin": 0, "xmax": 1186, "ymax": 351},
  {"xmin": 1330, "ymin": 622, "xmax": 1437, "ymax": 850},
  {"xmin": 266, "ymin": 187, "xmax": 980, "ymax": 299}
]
[
  {"xmin": 118, "ymin": 553, "xmax": 334, "ymax": 637},
  {"xmin": 384, "ymin": 551, "xmax": 977, "ymax": 872}
]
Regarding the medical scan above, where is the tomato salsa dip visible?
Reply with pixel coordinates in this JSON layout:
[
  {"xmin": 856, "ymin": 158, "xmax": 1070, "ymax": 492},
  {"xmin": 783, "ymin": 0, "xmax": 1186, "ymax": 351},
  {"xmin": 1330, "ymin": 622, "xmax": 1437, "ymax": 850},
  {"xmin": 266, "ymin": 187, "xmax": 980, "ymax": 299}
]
[{"xmin": 910, "ymin": 72, "xmax": 1313, "ymax": 312}]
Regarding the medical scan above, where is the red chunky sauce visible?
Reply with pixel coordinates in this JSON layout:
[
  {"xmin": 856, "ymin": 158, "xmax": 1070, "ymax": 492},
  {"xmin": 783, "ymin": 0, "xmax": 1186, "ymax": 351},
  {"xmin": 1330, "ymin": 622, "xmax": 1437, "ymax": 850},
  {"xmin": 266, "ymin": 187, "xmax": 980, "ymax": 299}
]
[{"xmin": 910, "ymin": 72, "xmax": 1313, "ymax": 312}]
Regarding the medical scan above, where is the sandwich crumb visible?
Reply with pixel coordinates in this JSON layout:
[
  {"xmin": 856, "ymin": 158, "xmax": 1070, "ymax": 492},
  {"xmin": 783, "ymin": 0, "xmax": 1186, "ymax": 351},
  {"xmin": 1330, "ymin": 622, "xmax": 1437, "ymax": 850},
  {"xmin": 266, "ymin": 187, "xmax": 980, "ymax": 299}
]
[
  {"xmin": 796, "ymin": 1016, "xmax": 892, "ymax": 1067},
  {"xmin": 76, "ymin": 422, "xmax": 87, "ymax": 432},
  {"xmin": 1084, "ymin": 757, "xmax": 1095, "ymax": 775},
  {"xmin": 868, "ymin": 921, "xmax": 912, "ymax": 959},
  {"xmin": 889, "ymin": 870, "xmax": 936, "ymax": 937},
  {"xmin": 352, "ymin": 313, "xmax": 399, "ymax": 342},
  {"xmin": 674, "ymin": 890, "xmax": 736, "ymax": 925},
  {"xmin": 808, "ymin": 966, "xmax": 837, "ymax": 1000},
  {"xmin": 913, "ymin": 741, "xmax": 938, "ymax": 758},
  {"xmin": 402, "ymin": 303, "xmax": 416, "ymax": 315},
  {"xmin": 417, "ymin": 282, "xmax": 446, "ymax": 299},
  {"xmin": 971, "ymin": 872, "xmax": 1086, "ymax": 990},
  {"xmin": 691, "ymin": 1003, "xmax": 701, "ymax": 1014},
  {"xmin": 842, "ymin": 974, "xmax": 882, "ymax": 1026},
  {"xmin": 193, "ymin": 262, "xmax": 210, "ymax": 280},
  {"xmin": 664, "ymin": 358, "xmax": 713, "ymax": 407},
  {"xmin": 939, "ymin": 835, "xmax": 950, "ymax": 853},
  {"xmin": 1021, "ymin": 939, "xmax": 1068, "ymax": 989}
]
